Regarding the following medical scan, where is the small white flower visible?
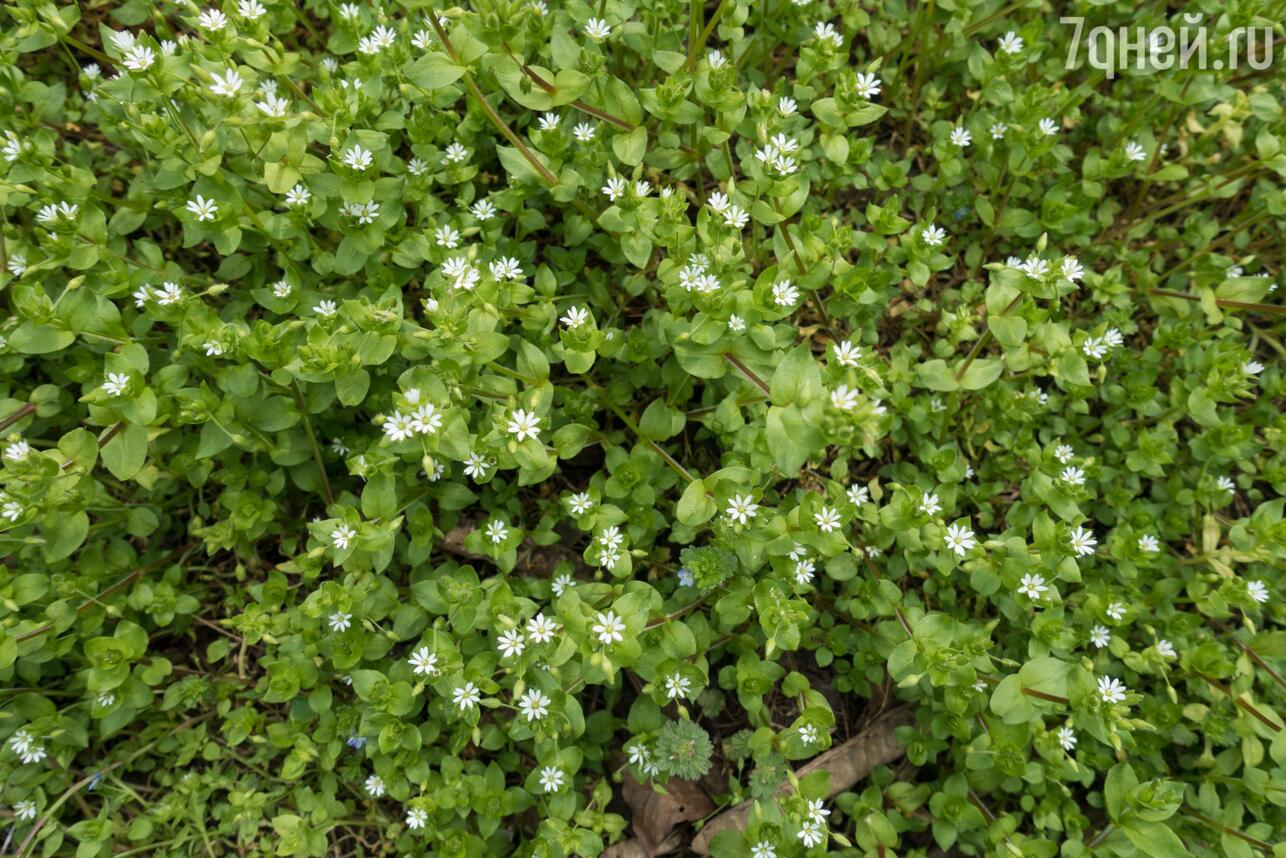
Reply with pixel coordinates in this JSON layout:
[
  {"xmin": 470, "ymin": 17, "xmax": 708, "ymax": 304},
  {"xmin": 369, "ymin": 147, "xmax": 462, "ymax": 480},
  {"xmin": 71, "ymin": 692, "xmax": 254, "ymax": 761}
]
[
  {"xmin": 1247, "ymin": 580, "xmax": 1269, "ymax": 604},
  {"xmin": 1056, "ymin": 726, "xmax": 1077, "ymax": 752},
  {"xmin": 561, "ymin": 306, "xmax": 591, "ymax": 328},
  {"xmin": 664, "ymin": 674, "xmax": 692, "ymax": 700},
  {"xmin": 382, "ymin": 413, "xmax": 414, "ymax": 441},
  {"xmin": 831, "ymin": 340, "xmax": 862, "ymax": 368},
  {"xmin": 707, "ymin": 49, "xmax": 727, "ymax": 69},
  {"xmin": 471, "ymin": 199, "xmax": 497, "ymax": 220},
  {"xmin": 919, "ymin": 492, "xmax": 942, "ymax": 516},
  {"xmin": 707, "ymin": 191, "xmax": 730, "ymax": 213},
  {"xmin": 772, "ymin": 280, "xmax": 800, "ymax": 307},
  {"xmin": 341, "ymin": 201, "xmax": 380, "ymax": 224},
  {"xmin": 0, "ymin": 493, "xmax": 22, "ymax": 522},
  {"xmin": 1069, "ymin": 525, "xmax": 1097, "ymax": 557},
  {"xmin": 237, "ymin": 0, "xmax": 267, "ymax": 18},
  {"xmin": 486, "ymin": 519, "xmax": 510, "ymax": 545},
  {"xmin": 814, "ymin": 21, "xmax": 843, "ymax": 47},
  {"xmin": 567, "ymin": 492, "xmax": 594, "ymax": 515},
  {"xmin": 1061, "ymin": 256, "xmax": 1085, "ymax": 282},
  {"xmin": 1038, "ymin": 117, "xmax": 1059, "ymax": 136},
  {"xmin": 5, "ymin": 440, "xmax": 32, "ymax": 462},
  {"xmin": 13, "ymin": 800, "xmax": 36, "ymax": 821},
  {"xmin": 408, "ymin": 647, "xmax": 439, "ymax": 676},
  {"xmin": 830, "ymin": 385, "xmax": 859, "ymax": 412},
  {"xmin": 537, "ymin": 112, "xmax": 561, "ymax": 131},
  {"xmin": 601, "ymin": 176, "xmax": 626, "ymax": 201},
  {"xmin": 778, "ymin": 96, "xmax": 797, "ymax": 116},
  {"xmin": 329, "ymin": 611, "xmax": 352, "ymax": 632},
  {"xmin": 806, "ymin": 798, "xmax": 830, "ymax": 825},
  {"xmin": 6, "ymin": 252, "xmax": 26, "ymax": 275},
  {"xmin": 1155, "ymin": 639, "xmax": 1176, "ymax": 659},
  {"xmin": 490, "ymin": 257, "xmax": 523, "ymax": 281},
  {"xmin": 526, "ymin": 613, "xmax": 560, "ymax": 644},
  {"xmin": 814, "ymin": 506, "xmax": 841, "ymax": 533},
  {"xmin": 726, "ymin": 494, "xmax": 759, "ymax": 524},
  {"xmin": 407, "ymin": 157, "xmax": 429, "ymax": 176},
  {"xmin": 331, "ymin": 523, "xmax": 356, "ymax": 550},
  {"xmin": 998, "ymin": 31, "xmax": 1024, "ymax": 54},
  {"xmin": 1106, "ymin": 601, "xmax": 1126, "ymax": 622},
  {"xmin": 203, "ymin": 340, "xmax": 224, "ymax": 358},
  {"xmin": 797, "ymin": 821, "xmax": 825, "ymax": 848},
  {"xmin": 342, "ymin": 144, "xmax": 373, "ymax": 171},
  {"xmin": 847, "ymin": 484, "xmax": 869, "ymax": 506},
  {"xmin": 186, "ymin": 195, "xmax": 218, "ymax": 222},
  {"xmin": 1124, "ymin": 141, "xmax": 1146, "ymax": 162},
  {"xmin": 598, "ymin": 526, "xmax": 624, "ymax": 552},
  {"xmin": 409, "ymin": 404, "xmax": 442, "ymax": 436},
  {"xmin": 284, "ymin": 184, "xmax": 311, "ymax": 206},
  {"xmin": 209, "ymin": 68, "xmax": 243, "ymax": 97},
  {"xmin": 497, "ymin": 628, "xmax": 525, "ymax": 658},
  {"xmin": 453, "ymin": 682, "xmax": 481, "ymax": 711},
  {"xmin": 1216, "ymin": 475, "xmax": 1236, "ymax": 492},
  {"xmin": 1018, "ymin": 573, "xmax": 1048, "ymax": 600},
  {"xmin": 366, "ymin": 775, "xmax": 385, "ymax": 796},
  {"xmin": 1097, "ymin": 676, "xmax": 1127, "ymax": 705},
  {"xmin": 728, "ymin": 314, "xmax": 746, "ymax": 332},
  {"xmin": 1137, "ymin": 534, "xmax": 1160, "ymax": 553},
  {"xmin": 921, "ymin": 224, "xmax": 945, "ymax": 246},
  {"xmin": 944, "ymin": 522, "xmax": 977, "ymax": 557},
  {"xmin": 198, "ymin": 8, "xmax": 229, "ymax": 29},
  {"xmin": 463, "ymin": 452, "xmax": 492, "ymax": 479},
  {"xmin": 592, "ymin": 610, "xmax": 626, "ymax": 646},
  {"xmin": 539, "ymin": 765, "xmax": 565, "ymax": 793},
  {"xmin": 507, "ymin": 409, "xmax": 541, "ymax": 442},
  {"xmin": 271, "ymin": 280, "xmax": 292, "ymax": 298},
  {"xmin": 518, "ymin": 688, "xmax": 550, "ymax": 721},
  {"xmin": 723, "ymin": 205, "xmax": 749, "ymax": 229},
  {"xmin": 443, "ymin": 143, "xmax": 469, "ymax": 164},
  {"xmin": 584, "ymin": 17, "xmax": 612, "ymax": 40},
  {"xmin": 1090, "ymin": 625, "xmax": 1111, "ymax": 648},
  {"xmin": 1021, "ymin": 256, "xmax": 1050, "ymax": 278},
  {"xmin": 123, "ymin": 44, "xmax": 155, "ymax": 72},
  {"xmin": 1060, "ymin": 466, "xmax": 1085, "ymax": 486},
  {"xmin": 101, "ymin": 372, "xmax": 130, "ymax": 396},
  {"xmin": 433, "ymin": 225, "xmax": 460, "ymax": 249},
  {"xmin": 854, "ymin": 72, "xmax": 881, "ymax": 99},
  {"xmin": 405, "ymin": 807, "xmax": 428, "ymax": 829},
  {"xmin": 750, "ymin": 842, "xmax": 776, "ymax": 858},
  {"xmin": 1243, "ymin": 360, "xmax": 1265, "ymax": 376},
  {"xmin": 255, "ymin": 92, "xmax": 290, "ymax": 118},
  {"xmin": 338, "ymin": 3, "xmax": 360, "ymax": 20},
  {"xmin": 950, "ymin": 126, "xmax": 972, "ymax": 147},
  {"xmin": 551, "ymin": 573, "xmax": 574, "ymax": 597},
  {"xmin": 1054, "ymin": 444, "xmax": 1075, "ymax": 464},
  {"xmin": 990, "ymin": 122, "xmax": 1008, "ymax": 139},
  {"xmin": 314, "ymin": 299, "xmax": 338, "ymax": 318}
]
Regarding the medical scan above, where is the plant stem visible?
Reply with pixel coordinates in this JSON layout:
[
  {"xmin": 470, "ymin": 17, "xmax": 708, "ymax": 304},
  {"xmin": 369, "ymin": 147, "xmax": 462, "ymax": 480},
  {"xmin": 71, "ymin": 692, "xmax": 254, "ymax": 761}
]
[
  {"xmin": 724, "ymin": 353, "xmax": 771, "ymax": 396},
  {"xmin": 291, "ymin": 382, "xmax": 335, "ymax": 505}
]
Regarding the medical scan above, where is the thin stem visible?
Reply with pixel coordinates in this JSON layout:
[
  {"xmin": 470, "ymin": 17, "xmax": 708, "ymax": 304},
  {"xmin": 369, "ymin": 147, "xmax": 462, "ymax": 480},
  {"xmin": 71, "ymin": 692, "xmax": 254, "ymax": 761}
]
[
  {"xmin": 955, "ymin": 293, "xmax": 1022, "ymax": 381},
  {"xmin": 685, "ymin": 0, "xmax": 730, "ymax": 71},
  {"xmin": 0, "ymin": 402, "xmax": 36, "ymax": 433},
  {"xmin": 603, "ymin": 400, "xmax": 695, "ymax": 483},
  {"xmin": 1152, "ymin": 290, "xmax": 1286, "ymax": 317},
  {"xmin": 291, "ymin": 382, "xmax": 335, "ymax": 505},
  {"xmin": 1178, "ymin": 807, "xmax": 1274, "ymax": 850},
  {"xmin": 723, "ymin": 353, "xmax": 771, "ymax": 396},
  {"xmin": 428, "ymin": 14, "xmax": 558, "ymax": 187}
]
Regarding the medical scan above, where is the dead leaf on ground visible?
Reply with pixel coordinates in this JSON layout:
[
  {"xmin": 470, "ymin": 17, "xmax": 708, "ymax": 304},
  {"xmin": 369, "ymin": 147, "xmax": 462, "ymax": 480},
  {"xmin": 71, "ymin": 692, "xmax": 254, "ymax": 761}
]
[{"xmin": 616, "ymin": 769, "xmax": 714, "ymax": 855}]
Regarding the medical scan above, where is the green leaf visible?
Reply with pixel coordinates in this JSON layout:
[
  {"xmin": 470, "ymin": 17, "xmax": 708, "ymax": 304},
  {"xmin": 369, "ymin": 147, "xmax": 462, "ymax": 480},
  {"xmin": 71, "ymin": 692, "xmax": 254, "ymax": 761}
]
[
  {"xmin": 406, "ymin": 53, "xmax": 466, "ymax": 89},
  {"xmin": 611, "ymin": 126, "xmax": 647, "ymax": 166},
  {"xmin": 102, "ymin": 423, "xmax": 148, "ymax": 481},
  {"xmin": 676, "ymin": 479, "xmax": 716, "ymax": 526}
]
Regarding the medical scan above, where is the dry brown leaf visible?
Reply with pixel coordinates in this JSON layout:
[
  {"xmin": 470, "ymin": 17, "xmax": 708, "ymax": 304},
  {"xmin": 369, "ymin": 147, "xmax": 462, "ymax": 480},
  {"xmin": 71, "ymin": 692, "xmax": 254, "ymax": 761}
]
[
  {"xmin": 691, "ymin": 707, "xmax": 915, "ymax": 854},
  {"xmin": 620, "ymin": 769, "xmax": 714, "ymax": 855}
]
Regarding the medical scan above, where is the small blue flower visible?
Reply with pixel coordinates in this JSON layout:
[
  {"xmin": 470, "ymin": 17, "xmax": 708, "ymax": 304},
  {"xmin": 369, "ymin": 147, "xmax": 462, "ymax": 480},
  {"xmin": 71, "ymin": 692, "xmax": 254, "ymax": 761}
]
[
  {"xmin": 677, "ymin": 568, "xmax": 694, "ymax": 587},
  {"xmin": 953, "ymin": 206, "xmax": 970, "ymax": 221},
  {"xmin": 346, "ymin": 735, "xmax": 367, "ymax": 750},
  {"xmin": 88, "ymin": 771, "xmax": 103, "ymax": 791}
]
